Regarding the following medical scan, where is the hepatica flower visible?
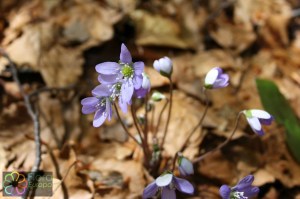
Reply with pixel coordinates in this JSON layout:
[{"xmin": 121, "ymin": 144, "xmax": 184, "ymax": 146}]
[
  {"xmin": 81, "ymin": 85, "xmax": 113, "ymax": 127},
  {"xmin": 243, "ymin": 109, "xmax": 274, "ymax": 136},
  {"xmin": 204, "ymin": 67, "xmax": 229, "ymax": 89},
  {"xmin": 153, "ymin": 56, "xmax": 173, "ymax": 77},
  {"xmin": 219, "ymin": 175, "xmax": 259, "ymax": 199},
  {"xmin": 96, "ymin": 44, "xmax": 144, "ymax": 112},
  {"xmin": 143, "ymin": 172, "xmax": 194, "ymax": 199}
]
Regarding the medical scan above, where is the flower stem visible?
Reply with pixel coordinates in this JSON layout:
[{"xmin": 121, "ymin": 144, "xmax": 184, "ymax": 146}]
[
  {"xmin": 144, "ymin": 94, "xmax": 149, "ymax": 148},
  {"xmin": 193, "ymin": 111, "xmax": 243, "ymax": 163},
  {"xmin": 179, "ymin": 88, "xmax": 209, "ymax": 152},
  {"xmin": 171, "ymin": 152, "xmax": 179, "ymax": 172},
  {"xmin": 114, "ymin": 104, "xmax": 141, "ymax": 146},
  {"xmin": 131, "ymin": 102, "xmax": 150, "ymax": 163},
  {"xmin": 160, "ymin": 79, "xmax": 173, "ymax": 149},
  {"xmin": 154, "ymin": 99, "xmax": 169, "ymax": 137}
]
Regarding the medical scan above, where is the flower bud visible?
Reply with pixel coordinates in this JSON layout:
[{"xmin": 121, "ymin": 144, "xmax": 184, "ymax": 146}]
[
  {"xmin": 204, "ymin": 67, "xmax": 229, "ymax": 89},
  {"xmin": 153, "ymin": 56, "xmax": 173, "ymax": 77},
  {"xmin": 178, "ymin": 154, "xmax": 194, "ymax": 176},
  {"xmin": 151, "ymin": 91, "xmax": 166, "ymax": 102}
]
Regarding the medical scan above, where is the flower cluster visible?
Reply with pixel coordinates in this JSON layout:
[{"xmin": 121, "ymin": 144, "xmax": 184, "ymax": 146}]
[
  {"xmin": 80, "ymin": 44, "xmax": 275, "ymax": 199},
  {"xmin": 81, "ymin": 44, "xmax": 151, "ymax": 127}
]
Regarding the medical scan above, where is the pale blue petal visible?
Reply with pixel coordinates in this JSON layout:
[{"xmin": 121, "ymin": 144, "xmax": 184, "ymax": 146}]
[
  {"xmin": 118, "ymin": 98, "xmax": 128, "ymax": 113},
  {"xmin": 93, "ymin": 109, "xmax": 107, "ymax": 127},
  {"xmin": 95, "ymin": 62, "xmax": 120, "ymax": 75},
  {"xmin": 219, "ymin": 185, "xmax": 231, "ymax": 199},
  {"xmin": 120, "ymin": 43, "xmax": 132, "ymax": 64},
  {"xmin": 98, "ymin": 74, "xmax": 119, "ymax": 84},
  {"xmin": 143, "ymin": 181, "xmax": 158, "ymax": 199},
  {"xmin": 173, "ymin": 177, "xmax": 194, "ymax": 194},
  {"xmin": 133, "ymin": 61, "xmax": 144, "ymax": 75},
  {"xmin": 81, "ymin": 97, "xmax": 98, "ymax": 106},
  {"xmin": 92, "ymin": 85, "xmax": 111, "ymax": 97},
  {"xmin": 121, "ymin": 80, "xmax": 134, "ymax": 102},
  {"xmin": 82, "ymin": 105, "xmax": 96, "ymax": 114},
  {"xmin": 133, "ymin": 74, "xmax": 143, "ymax": 89}
]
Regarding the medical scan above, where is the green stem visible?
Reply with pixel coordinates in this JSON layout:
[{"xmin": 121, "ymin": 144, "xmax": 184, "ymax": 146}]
[{"xmin": 193, "ymin": 112, "xmax": 243, "ymax": 163}]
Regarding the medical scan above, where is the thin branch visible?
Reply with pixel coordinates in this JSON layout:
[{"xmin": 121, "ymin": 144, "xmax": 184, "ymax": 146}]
[{"xmin": 0, "ymin": 49, "xmax": 42, "ymax": 199}]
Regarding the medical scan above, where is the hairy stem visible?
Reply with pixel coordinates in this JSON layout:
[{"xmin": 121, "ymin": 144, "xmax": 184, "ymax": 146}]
[
  {"xmin": 114, "ymin": 104, "xmax": 141, "ymax": 146},
  {"xmin": 160, "ymin": 79, "xmax": 173, "ymax": 149}
]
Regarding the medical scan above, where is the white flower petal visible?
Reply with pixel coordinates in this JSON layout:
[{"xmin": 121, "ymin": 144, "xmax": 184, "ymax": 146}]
[
  {"xmin": 204, "ymin": 68, "xmax": 219, "ymax": 86},
  {"xmin": 246, "ymin": 117, "xmax": 262, "ymax": 131},
  {"xmin": 250, "ymin": 110, "xmax": 272, "ymax": 119},
  {"xmin": 156, "ymin": 174, "xmax": 173, "ymax": 187}
]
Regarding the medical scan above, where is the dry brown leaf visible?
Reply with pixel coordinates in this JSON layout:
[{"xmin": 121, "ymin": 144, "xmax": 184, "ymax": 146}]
[
  {"xmin": 91, "ymin": 159, "xmax": 145, "ymax": 199},
  {"xmin": 130, "ymin": 10, "xmax": 194, "ymax": 49},
  {"xmin": 0, "ymin": 0, "xmax": 122, "ymax": 87}
]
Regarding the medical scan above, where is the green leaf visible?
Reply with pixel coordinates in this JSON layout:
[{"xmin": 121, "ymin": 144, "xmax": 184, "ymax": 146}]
[{"xmin": 256, "ymin": 79, "xmax": 300, "ymax": 163}]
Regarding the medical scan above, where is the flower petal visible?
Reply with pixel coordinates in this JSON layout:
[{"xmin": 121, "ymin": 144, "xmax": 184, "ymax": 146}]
[
  {"xmin": 98, "ymin": 74, "xmax": 120, "ymax": 84},
  {"xmin": 120, "ymin": 43, "xmax": 132, "ymax": 64},
  {"xmin": 81, "ymin": 97, "xmax": 98, "ymax": 106},
  {"xmin": 250, "ymin": 110, "xmax": 272, "ymax": 120},
  {"xmin": 93, "ymin": 109, "xmax": 107, "ymax": 127},
  {"xmin": 243, "ymin": 186, "xmax": 259, "ymax": 197},
  {"xmin": 118, "ymin": 97, "xmax": 128, "ymax": 113},
  {"xmin": 92, "ymin": 85, "xmax": 111, "ymax": 97},
  {"xmin": 213, "ymin": 73, "xmax": 229, "ymax": 88},
  {"xmin": 235, "ymin": 175, "xmax": 254, "ymax": 190},
  {"xmin": 135, "ymin": 87, "xmax": 148, "ymax": 98},
  {"xmin": 133, "ymin": 74, "xmax": 143, "ymax": 89},
  {"xmin": 178, "ymin": 157, "xmax": 194, "ymax": 176},
  {"xmin": 82, "ymin": 105, "xmax": 96, "ymax": 114},
  {"xmin": 121, "ymin": 80, "xmax": 134, "ymax": 102},
  {"xmin": 246, "ymin": 117, "xmax": 264, "ymax": 136},
  {"xmin": 96, "ymin": 62, "xmax": 120, "ymax": 75},
  {"xmin": 161, "ymin": 187, "xmax": 176, "ymax": 199},
  {"xmin": 219, "ymin": 185, "xmax": 231, "ymax": 199},
  {"xmin": 173, "ymin": 177, "xmax": 194, "ymax": 194},
  {"xmin": 133, "ymin": 61, "xmax": 144, "ymax": 75},
  {"xmin": 156, "ymin": 173, "xmax": 173, "ymax": 187},
  {"xmin": 204, "ymin": 67, "xmax": 219, "ymax": 86},
  {"xmin": 143, "ymin": 181, "xmax": 158, "ymax": 199}
]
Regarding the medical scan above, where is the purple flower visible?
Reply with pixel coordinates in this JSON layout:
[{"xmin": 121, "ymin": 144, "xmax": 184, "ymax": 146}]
[
  {"xmin": 178, "ymin": 154, "xmax": 194, "ymax": 176},
  {"xmin": 81, "ymin": 85, "xmax": 113, "ymax": 127},
  {"xmin": 204, "ymin": 67, "xmax": 229, "ymax": 89},
  {"xmin": 95, "ymin": 44, "xmax": 144, "ymax": 112},
  {"xmin": 219, "ymin": 175, "xmax": 259, "ymax": 199},
  {"xmin": 243, "ymin": 109, "xmax": 274, "ymax": 136},
  {"xmin": 136, "ymin": 73, "xmax": 151, "ymax": 98},
  {"xmin": 143, "ymin": 172, "xmax": 194, "ymax": 199},
  {"xmin": 153, "ymin": 56, "xmax": 173, "ymax": 77}
]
